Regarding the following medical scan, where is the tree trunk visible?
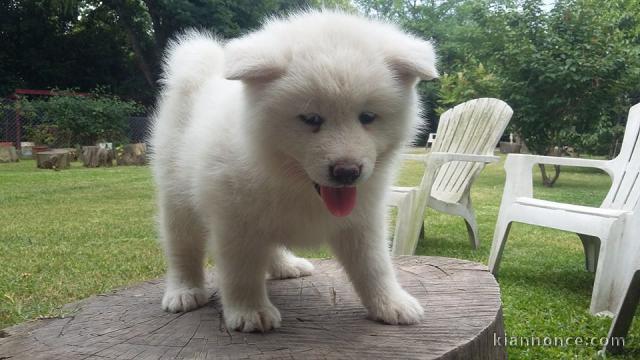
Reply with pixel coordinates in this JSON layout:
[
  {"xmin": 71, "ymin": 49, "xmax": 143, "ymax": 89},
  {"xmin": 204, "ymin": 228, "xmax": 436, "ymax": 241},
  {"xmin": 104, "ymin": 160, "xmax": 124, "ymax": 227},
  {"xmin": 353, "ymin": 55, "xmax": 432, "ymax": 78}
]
[
  {"xmin": 142, "ymin": 0, "xmax": 167, "ymax": 55},
  {"xmin": 539, "ymin": 163, "xmax": 561, "ymax": 187},
  {"xmin": 104, "ymin": 0, "xmax": 157, "ymax": 90},
  {"xmin": 82, "ymin": 146, "xmax": 114, "ymax": 168}
]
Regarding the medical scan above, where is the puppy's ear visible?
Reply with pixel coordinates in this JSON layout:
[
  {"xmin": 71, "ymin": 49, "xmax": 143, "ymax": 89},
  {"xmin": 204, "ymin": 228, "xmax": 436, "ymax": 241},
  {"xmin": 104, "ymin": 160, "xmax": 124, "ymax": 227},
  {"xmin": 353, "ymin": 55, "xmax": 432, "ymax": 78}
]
[
  {"xmin": 224, "ymin": 34, "xmax": 289, "ymax": 81},
  {"xmin": 384, "ymin": 35, "xmax": 438, "ymax": 81}
]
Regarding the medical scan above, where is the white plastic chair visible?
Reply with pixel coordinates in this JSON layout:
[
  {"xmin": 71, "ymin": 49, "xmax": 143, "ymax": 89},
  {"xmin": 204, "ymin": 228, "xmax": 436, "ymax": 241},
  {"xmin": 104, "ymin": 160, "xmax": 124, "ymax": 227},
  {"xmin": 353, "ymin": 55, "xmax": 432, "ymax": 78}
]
[
  {"xmin": 488, "ymin": 103, "xmax": 640, "ymax": 316},
  {"xmin": 603, "ymin": 256, "xmax": 640, "ymax": 355},
  {"xmin": 389, "ymin": 98, "xmax": 513, "ymax": 255}
]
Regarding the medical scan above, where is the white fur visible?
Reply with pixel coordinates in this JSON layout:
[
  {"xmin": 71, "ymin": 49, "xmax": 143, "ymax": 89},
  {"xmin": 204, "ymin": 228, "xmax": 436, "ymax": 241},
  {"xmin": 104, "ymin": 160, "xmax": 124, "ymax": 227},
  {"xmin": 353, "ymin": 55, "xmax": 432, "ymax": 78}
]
[{"xmin": 150, "ymin": 10, "xmax": 437, "ymax": 333}]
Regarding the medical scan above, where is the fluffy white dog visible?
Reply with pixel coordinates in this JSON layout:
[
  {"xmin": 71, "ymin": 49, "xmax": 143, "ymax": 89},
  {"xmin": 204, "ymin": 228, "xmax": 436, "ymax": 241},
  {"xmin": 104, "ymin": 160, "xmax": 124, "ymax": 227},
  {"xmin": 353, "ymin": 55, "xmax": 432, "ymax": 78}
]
[{"xmin": 150, "ymin": 9, "xmax": 438, "ymax": 333}]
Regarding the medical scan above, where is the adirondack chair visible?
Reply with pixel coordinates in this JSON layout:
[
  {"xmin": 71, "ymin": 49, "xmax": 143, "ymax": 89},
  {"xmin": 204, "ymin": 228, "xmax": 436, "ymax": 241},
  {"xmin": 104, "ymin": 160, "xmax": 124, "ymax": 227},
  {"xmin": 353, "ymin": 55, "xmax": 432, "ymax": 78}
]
[
  {"xmin": 389, "ymin": 98, "xmax": 513, "ymax": 255},
  {"xmin": 488, "ymin": 103, "xmax": 640, "ymax": 316}
]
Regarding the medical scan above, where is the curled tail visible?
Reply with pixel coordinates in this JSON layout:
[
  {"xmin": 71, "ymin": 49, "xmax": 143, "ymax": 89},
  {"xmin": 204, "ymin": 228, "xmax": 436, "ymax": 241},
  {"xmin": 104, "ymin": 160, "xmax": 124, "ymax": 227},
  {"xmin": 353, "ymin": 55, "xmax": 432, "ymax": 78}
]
[
  {"xmin": 152, "ymin": 30, "xmax": 224, "ymax": 136},
  {"xmin": 161, "ymin": 30, "xmax": 225, "ymax": 94}
]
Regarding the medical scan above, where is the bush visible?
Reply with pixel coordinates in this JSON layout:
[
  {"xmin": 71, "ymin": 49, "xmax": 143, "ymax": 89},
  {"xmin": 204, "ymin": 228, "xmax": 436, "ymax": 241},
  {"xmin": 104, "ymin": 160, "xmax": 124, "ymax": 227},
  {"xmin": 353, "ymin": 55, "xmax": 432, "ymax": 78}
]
[
  {"xmin": 437, "ymin": 63, "xmax": 502, "ymax": 115},
  {"xmin": 24, "ymin": 124, "xmax": 72, "ymax": 147},
  {"xmin": 20, "ymin": 91, "xmax": 142, "ymax": 147}
]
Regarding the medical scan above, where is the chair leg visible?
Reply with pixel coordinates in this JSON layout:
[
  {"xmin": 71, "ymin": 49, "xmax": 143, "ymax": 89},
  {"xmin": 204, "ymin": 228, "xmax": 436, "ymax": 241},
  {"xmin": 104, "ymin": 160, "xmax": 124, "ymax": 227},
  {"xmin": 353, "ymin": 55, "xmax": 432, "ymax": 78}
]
[
  {"xmin": 488, "ymin": 219, "xmax": 513, "ymax": 276},
  {"xmin": 391, "ymin": 191, "xmax": 424, "ymax": 256},
  {"xmin": 604, "ymin": 270, "xmax": 640, "ymax": 355},
  {"xmin": 578, "ymin": 234, "xmax": 600, "ymax": 273},
  {"xmin": 463, "ymin": 217, "xmax": 479, "ymax": 250},
  {"xmin": 590, "ymin": 223, "xmax": 626, "ymax": 315}
]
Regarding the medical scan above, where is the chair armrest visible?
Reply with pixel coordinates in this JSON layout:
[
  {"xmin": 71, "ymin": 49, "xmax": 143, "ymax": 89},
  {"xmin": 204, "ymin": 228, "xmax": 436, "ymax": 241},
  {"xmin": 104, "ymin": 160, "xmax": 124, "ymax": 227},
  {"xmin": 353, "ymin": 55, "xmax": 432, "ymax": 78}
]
[
  {"xmin": 429, "ymin": 152, "xmax": 500, "ymax": 165},
  {"xmin": 400, "ymin": 154, "xmax": 429, "ymax": 162},
  {"xmin": 400, "ymin": 152, "xmax": 499, "ymax": 165},
  {"xmin": 500, "ymin": 154, "xmax": 615, "ymax": 205},
  {"xmin": 506, "ymin": 154, "xmax": 614, "ymax": 175}
]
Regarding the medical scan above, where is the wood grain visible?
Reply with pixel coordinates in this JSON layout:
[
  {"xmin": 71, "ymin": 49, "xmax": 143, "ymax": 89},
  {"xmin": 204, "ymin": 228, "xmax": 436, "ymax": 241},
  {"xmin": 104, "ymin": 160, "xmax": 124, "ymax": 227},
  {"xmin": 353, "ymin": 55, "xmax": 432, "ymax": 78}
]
[{"xmin": 0, "ymin": 256, "xmax": 505, "ymax": 359}]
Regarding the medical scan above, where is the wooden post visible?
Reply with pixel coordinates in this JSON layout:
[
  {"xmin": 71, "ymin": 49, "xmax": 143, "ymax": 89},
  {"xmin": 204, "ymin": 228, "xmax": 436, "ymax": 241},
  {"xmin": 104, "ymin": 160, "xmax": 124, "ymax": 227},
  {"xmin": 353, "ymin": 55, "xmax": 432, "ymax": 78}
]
[{"xmin": 15, "ymin": 101, "xmax": 21, "ymax": 150}]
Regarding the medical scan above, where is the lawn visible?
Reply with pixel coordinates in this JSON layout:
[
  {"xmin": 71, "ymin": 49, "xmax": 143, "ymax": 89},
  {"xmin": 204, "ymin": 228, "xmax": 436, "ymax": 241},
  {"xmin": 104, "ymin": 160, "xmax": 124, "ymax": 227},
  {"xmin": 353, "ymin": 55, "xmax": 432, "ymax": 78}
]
[{"xmin": 1, "ymin": 156, "xmax": 638, "ymax": 358}]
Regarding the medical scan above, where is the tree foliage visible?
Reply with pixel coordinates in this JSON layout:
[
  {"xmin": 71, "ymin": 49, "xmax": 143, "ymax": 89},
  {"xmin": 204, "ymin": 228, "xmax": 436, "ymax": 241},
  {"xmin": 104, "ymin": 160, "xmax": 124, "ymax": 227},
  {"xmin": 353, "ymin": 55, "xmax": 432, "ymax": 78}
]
[
  {"xmin": 2, "ymin": 0, "xmax": 640, "ymax": 170},
  {"xmin": 19, "ymin": 91, "xmax": 142, "ymax": 146},
  {"xmin": 488, "ymin": 0, "xmax": 640, "ymax": 157},
  {"xmin": 1, "ymin": 0, "xmax": 317, "ymax": 103}
]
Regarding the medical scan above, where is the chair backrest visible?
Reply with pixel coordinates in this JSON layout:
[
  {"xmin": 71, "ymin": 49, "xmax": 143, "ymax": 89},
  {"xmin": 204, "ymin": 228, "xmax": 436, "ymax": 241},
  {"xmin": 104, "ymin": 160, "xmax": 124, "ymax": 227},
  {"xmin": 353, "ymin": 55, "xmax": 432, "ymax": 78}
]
[
  {"xmin": 602, "ymin": 103, "xmax": 640, "ymax": 212},
  {"xmin": 430, "ymin": 98, "xmax": 513, "ymax": 203}
]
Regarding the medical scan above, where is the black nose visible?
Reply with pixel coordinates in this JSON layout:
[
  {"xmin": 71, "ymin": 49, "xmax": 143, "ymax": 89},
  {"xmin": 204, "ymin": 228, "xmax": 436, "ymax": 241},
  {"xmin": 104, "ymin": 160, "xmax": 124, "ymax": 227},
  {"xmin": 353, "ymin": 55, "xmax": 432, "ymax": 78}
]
[{"xmin": 329, "ymin": 162, "xmax": 361, "ymax": 185}]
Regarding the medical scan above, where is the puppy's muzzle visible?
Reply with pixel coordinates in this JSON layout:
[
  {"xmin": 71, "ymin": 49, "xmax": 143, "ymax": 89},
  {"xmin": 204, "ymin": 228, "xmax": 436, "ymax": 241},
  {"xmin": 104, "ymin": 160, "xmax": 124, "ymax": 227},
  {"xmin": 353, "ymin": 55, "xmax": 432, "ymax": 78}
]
[{"xmin": 329, "ymin": 161, "xmax": 362, "ymax": 185}]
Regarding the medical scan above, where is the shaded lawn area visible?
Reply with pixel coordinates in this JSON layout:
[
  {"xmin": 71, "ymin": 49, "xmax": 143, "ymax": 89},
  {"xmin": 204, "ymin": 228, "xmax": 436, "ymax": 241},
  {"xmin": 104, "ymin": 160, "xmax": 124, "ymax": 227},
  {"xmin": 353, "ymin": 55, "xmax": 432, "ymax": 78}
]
[{"xmin": 1, "ymin": 156, "xmax": 638, "ymax": 358}]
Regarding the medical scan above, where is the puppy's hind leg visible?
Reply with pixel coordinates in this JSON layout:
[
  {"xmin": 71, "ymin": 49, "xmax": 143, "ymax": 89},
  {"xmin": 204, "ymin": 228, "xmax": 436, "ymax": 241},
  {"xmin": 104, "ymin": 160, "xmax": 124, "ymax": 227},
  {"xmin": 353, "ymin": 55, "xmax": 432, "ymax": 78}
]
[
  {"xmin": 160, "ymin": 196, "xmax": 208, "ymax": 313},
  {"xmin": 267, "ymin": 247, "xmax": 314, "ymax": 280}
]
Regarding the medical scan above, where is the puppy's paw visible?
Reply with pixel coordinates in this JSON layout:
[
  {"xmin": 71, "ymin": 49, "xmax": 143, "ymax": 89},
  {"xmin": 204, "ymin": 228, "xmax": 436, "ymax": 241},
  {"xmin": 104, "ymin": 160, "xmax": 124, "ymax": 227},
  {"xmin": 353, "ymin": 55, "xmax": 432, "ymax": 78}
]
[
  {"xmin": 367, "ymin": 289, "xmax": 424, "ymax": 325},
  {"xmin": 224, "ymin": 303, "xmax": 282, "ymax": 332},
  {"xmin": 268, "ymin": 256, "xmax": 314, "ymax": 279},
  {"xmin": 162, "ymin": 287, "xmax": 208, "ymax": 313}
]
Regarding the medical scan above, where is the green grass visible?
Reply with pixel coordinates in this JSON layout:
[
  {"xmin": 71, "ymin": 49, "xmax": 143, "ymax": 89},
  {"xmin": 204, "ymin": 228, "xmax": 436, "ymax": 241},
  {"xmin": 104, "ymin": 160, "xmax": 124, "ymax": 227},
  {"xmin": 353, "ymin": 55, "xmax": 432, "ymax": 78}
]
[
  {"xmin": 0, "ymin": 161, "xmax": 164, "ymax": 327},
  {"xmin": 1, "ymin": 157, "xmax": 638, "ymax": 358}
]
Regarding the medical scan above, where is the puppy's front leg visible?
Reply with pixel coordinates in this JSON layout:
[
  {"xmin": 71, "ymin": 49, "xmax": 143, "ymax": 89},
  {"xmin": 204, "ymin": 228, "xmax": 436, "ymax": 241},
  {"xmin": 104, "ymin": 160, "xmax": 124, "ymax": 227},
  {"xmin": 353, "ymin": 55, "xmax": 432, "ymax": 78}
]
[
  {"xmin": 329, "ymin": 218, "xmax": 424, "ymax": 325},
  {"xmin": 215, "ymin": 237, "xmax": 281, "ymax": 332}
]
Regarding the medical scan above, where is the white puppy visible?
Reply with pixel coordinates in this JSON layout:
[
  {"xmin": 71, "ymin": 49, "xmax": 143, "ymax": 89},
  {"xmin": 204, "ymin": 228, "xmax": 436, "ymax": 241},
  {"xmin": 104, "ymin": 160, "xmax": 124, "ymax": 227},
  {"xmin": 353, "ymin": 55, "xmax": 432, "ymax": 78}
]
[{"xmin": 150, "ymin": 9, "xmax": 438, "ymax": 333}]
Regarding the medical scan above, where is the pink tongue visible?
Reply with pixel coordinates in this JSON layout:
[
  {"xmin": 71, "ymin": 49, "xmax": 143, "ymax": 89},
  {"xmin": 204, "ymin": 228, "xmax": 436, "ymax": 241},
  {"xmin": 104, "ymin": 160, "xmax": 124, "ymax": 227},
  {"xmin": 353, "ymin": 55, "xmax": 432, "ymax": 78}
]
[{"xmin": 319, "ymin": 186, "xmax": 357, "ymax": 217}]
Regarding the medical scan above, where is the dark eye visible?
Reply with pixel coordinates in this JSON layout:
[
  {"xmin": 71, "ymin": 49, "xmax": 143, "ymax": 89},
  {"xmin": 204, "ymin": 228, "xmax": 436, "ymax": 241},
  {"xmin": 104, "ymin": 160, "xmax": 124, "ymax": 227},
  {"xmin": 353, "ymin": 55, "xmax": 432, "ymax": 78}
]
[
  {"xmin": 298, "ymin": 113, "xmax": 324, "ymax": 128},
  {"xmin": 359, "ymin": 111, "xmax": 377, "ymax": 125}
]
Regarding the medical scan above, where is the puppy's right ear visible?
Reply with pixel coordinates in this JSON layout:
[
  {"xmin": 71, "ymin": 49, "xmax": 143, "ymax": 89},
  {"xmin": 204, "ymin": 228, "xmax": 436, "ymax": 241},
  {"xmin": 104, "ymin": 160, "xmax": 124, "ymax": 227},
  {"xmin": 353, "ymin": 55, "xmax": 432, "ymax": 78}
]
[{"xmin": 224, "ymin": 34, "xmax": 289, "ymax": 82}]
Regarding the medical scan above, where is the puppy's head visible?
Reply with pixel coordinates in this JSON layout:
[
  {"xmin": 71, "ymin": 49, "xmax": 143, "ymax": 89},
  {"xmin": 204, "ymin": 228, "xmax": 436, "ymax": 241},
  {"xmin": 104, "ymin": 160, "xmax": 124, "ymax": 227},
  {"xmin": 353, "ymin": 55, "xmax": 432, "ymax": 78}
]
[{"xmin": 224, "ymin": 10, "xmax": 437, "ymax": 217}]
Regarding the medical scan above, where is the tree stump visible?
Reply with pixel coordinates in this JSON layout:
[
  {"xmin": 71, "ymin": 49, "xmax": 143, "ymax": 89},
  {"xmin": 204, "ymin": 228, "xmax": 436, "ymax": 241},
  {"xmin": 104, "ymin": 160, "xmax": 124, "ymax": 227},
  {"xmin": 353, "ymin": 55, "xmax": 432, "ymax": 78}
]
[
  {"xmin": 36, "ymin": 150, "xmax": 70, "ymax": 170},
  {"xmin": 499, "ymin": 141, "xmax": 522, "ymax": 154},
  {"xmin": 117, "ymin": 143, "xmax": 147, "ymax": 166},
  {"xmin": 0, "ymin": 256, "xmax": 506, "ymax": 359},
  {"xmin": 57, "ymin": 148, "xmax": 79, "ymax": 161},
  {"xmin": 0, "ymin": 146, "xmax": 19, "ymax": 163},
  {"xmin": 82, "ymin": 146, "xmax": 114, "ymax": 168}
]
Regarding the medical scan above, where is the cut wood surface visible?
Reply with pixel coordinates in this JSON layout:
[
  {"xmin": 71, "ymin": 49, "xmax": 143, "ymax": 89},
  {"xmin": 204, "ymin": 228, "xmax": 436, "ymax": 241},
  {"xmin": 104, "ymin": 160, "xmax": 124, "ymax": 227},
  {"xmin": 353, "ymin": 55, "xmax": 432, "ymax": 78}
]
[
  {"xmin": 36, "ymin": 150, "xmax": 70, "ymax": 169},
  {"xmin": 0, "ymin": 256, "xmax": 505, "ymax": 360},
  {"xmin": 82, "ymin": 146, "xmax": 114, "ymax": 168}
]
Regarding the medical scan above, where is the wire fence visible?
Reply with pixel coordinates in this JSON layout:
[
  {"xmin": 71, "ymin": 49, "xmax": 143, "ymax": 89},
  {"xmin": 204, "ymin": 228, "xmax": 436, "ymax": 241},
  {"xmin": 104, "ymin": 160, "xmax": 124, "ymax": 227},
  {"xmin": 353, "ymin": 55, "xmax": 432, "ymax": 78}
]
[{"xmin": 0, "ymin": 99, "xmax": 150, "ymax": 149}]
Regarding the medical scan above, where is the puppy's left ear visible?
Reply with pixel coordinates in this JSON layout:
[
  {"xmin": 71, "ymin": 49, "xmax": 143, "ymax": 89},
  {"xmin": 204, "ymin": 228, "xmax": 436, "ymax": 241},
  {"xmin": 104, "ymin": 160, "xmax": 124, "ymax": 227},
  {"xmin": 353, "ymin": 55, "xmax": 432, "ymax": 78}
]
[
  {"xmin": 385, "ymin": 35, "xmax": 438, "ymax": 82},
  {"xmin": 224, "ymin": 33, "xmax": 289, "ymax": 82}
]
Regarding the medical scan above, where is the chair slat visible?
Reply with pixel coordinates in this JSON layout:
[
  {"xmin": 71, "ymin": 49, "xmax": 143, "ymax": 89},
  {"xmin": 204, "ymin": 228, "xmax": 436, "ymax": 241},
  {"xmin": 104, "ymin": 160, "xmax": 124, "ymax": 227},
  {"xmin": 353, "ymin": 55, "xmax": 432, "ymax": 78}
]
[
  {"xmin": 604, "ymin": 105, "xmax": 640, "ymax": 211},
  {"xmin": 431, "ymin": 99, "xmax": 513, "ymax": 203}
]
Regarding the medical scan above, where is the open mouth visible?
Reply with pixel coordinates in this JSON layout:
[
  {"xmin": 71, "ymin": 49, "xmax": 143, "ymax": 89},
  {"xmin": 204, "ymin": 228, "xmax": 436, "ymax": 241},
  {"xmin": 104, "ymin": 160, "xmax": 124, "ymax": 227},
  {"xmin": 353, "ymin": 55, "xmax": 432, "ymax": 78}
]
[{"xmin": 313, "ymin": 183, "xmax": 357, "ymax": 217}]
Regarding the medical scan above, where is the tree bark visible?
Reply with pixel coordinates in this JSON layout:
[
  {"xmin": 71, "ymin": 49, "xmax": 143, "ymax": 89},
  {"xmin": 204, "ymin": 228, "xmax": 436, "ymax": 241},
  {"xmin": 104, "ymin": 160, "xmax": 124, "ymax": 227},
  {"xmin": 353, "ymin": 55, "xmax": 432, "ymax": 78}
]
[
  {"xmin": 103, "ymin": 0, "xmax": 157, "ymax": 90},
  {"xmin": 36, "ymin": 150, "xmax": 70, "ymax": 170},
  {"xmin": 0, "ymin": 146, "xmax": 19, "ymax": 162},
  {"xmin": 82, "ymin": 146, "xmax": 114, "ymax": 168},
  {"xmin": 539, "ymin": 163, "xmax": 561, "ymax": 187},
  {"xmin": 116, "ymin": 143, "xmax": 147, "ymax": 165},
  {"xmin": 142, "ymin": 0, "xmax": 167, "ymax": 55}
]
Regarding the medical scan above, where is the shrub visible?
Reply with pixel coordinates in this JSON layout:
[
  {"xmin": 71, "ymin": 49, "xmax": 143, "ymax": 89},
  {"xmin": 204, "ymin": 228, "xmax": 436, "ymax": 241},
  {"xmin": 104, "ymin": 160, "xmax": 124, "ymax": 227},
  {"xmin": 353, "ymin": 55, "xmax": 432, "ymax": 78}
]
[
  {"xmin": 436, "ymin": 63, "xmax": 502, "ymax": 115},
  {"xmin": 20, "ymin": 91, "xmax": 142, "ymax": 147}
]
